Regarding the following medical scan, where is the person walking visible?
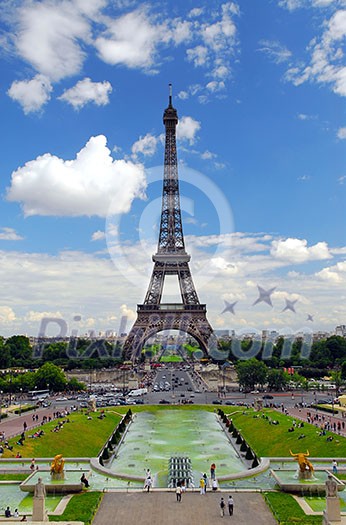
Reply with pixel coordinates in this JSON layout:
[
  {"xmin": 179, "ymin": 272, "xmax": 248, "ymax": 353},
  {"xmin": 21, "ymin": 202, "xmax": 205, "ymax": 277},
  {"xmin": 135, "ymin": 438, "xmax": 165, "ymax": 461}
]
[
  {"xmin": 220, "ymin": 497, "xmax": 225, "ymax": 517},
  {"xmin": 228, "ymin": 495, "xmax": 234, "ymax": 516},
  {"xmin": 332, "ymin": 460, "xmax": 338, "ymax": 474},
  {"xmin": 176, "ymin": 483, "xmax": 182, "ymax": 502},
  {"xmin": 210, "ymin": 462, "xmax": 216, "ymax": 480},
  {"xmin": 144, "ymin": 475, "xmax": 152, "ymax": 492}
]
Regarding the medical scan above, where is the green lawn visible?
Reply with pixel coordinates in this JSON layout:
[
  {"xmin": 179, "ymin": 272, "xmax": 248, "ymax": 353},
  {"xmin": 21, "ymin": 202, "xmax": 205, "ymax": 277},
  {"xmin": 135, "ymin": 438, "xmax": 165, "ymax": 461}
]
[
  {"xmin": 2, "ymin": 410, "xmax": 122, "ymax": 458},
  {"xmin": 305, "ymin": 495, "xmax": 346, "ymax": 512},
  {"xmin": 49, "ymin": 491, "xmax": 103, "ymax": 524},
  {"xmin": 228, "ymin": 408, "xmax": 346, "ymax": 457},
  {"xmin": 264, "ymin": 492, "xmax": 322, "ymax": 524},
  {"xmin": 0, "ymin": 473, "xmax": 28, "ymax": 481},
  {"xmin": 3, "ymin": 404, "xmax": 346, "ymax": 460}
]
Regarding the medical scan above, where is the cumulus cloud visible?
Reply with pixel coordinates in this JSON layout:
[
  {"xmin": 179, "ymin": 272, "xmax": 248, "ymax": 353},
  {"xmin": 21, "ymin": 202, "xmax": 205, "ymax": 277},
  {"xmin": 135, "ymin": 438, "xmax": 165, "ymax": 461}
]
[
  {"xmin": 94, "ymin": 8, "xmax": 167, "ymax": 70},
  {"xmin": 316, "ymin": 260, "xmax": 346, "ymax": 283},
  {"xmin": 337, "ymin": 126, "xmax": 346, "ymax": 139},
  {"xmin": 132, "ymin": 133, "xmax": 158, "ymax": 157},
  {"xmin": 7, "ymin": 74, "xmax": 52, "ymax": 114},
  {"xmin": 59, "ymin": 78, "xmax": 112, "ymax": 109},
  {"xmin": 176, "ymin": 116, "xmax": 201, "ymax": 144},
  {"xmin": 270, "ymin": 238, "xmax": 331, "ymax": 263},
  {"xmin": 4, "ymin": 1, "xmax": 241, "ymax": 113},
  {"xmin": 0, "ymin": 227, "xmax": 23, "ymax": 241},
  {"xmin": 0, "ymin": 306, "xmax": 16, "ymax": 324},
  {"xmin": 187, "ymin": 45, "xmax": 209, "ymax": 66},
  {"xmin": 6, "ymin": 135, "xmax": 146, "ymax": 217},
  {"xmin": 13, "ymin": 0, "xmax": 92, "ymax": 82},
  {"xmin": 91, "ymin": 230, "xmax": 106, "ymax": 241},
  {"xmin": 284, "ymin": 8, "xmax": 346, "ymax": 97}
]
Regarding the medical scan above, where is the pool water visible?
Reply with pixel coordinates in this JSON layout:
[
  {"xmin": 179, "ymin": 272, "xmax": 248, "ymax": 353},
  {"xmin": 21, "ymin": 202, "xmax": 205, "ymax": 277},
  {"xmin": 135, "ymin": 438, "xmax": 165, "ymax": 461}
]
[{"xmin": 109, "ymin": 410, "xmax": 246, "ymax": 487}]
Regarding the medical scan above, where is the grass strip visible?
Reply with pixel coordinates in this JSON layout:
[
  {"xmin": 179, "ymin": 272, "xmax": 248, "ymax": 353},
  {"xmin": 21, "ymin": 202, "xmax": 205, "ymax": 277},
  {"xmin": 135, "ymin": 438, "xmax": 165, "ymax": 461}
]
[
  {"xmin": 264, "ymin": 492, "xmax": 322, "ymax": 524},
  {"xmin": 49, "ymin": 491, "xmax": 103, "ymax": 524}
]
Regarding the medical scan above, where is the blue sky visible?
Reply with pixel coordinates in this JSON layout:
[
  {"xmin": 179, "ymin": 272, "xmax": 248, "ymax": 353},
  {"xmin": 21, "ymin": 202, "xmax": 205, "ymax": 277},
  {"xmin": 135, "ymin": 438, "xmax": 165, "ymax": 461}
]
[{"xmin": 0, "ymin": 0, "xmax": 345, "ymax": 338}]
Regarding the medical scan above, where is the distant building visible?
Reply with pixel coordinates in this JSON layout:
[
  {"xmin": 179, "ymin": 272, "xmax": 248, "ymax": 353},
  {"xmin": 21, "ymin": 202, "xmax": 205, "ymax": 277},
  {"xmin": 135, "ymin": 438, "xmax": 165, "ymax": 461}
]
[{"xmin": 335, "ymin": 325, "xmax": 346, "ymax": 337}]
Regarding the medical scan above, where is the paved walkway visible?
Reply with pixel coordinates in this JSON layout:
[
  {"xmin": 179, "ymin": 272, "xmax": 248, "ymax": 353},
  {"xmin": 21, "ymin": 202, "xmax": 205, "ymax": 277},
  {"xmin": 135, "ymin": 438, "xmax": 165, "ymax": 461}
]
[{"xmin": 92, "ymin": 492, "xmax": 278, "ymax": 525}]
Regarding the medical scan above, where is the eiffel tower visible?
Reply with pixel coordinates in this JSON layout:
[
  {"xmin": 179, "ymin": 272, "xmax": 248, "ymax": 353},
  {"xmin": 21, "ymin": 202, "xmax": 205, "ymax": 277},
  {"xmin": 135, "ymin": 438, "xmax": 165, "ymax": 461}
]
[{"xmin": 123, "ymin": 85, "xmax": 215, "ymax": 361}]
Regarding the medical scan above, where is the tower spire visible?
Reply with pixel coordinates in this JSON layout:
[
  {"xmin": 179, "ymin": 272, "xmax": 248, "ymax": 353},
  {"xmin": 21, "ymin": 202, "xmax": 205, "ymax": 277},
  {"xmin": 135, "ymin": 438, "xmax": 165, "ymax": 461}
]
[{"xmin": 169, "ymin": 83, "xmax": 173, "ymax": 107}]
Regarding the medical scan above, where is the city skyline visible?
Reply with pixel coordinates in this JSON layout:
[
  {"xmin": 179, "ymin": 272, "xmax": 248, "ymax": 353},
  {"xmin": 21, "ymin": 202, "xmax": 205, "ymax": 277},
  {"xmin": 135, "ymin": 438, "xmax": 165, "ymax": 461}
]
[{"xmin": 0, "ymin": 0, "xmax": 345, "ymax": 338}]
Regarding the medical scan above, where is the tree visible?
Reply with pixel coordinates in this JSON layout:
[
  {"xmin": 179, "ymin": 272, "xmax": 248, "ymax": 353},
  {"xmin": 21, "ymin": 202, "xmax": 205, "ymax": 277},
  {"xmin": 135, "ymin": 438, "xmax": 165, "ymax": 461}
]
[
  {"xmin": 236, "ymin": 358, "xmax": 268, "ymax": 391},
  {"xmin": 0, "ymin": 337, "xmax": 11, "ymax": 368},
  {"xmin": 35, "ymin": 363, "xmax": 67, "ymax": 392},
  {"xmin": 267, "ymin": 369, "xmax": 288, "ymax": 391},
  {"xmin": 67, "ymin": 378, "xmax": 86, "ymax": 391},
  {"xmin": 330, "ymin": 370, "xmax": 343, "ymax": 396},
  {"xmin": 341, "ymin": 361, "xmax": 346, "ymax": 381},
  {"xmin": 5, "ymin": 335, "xmax": 32, "ymax": 365}
]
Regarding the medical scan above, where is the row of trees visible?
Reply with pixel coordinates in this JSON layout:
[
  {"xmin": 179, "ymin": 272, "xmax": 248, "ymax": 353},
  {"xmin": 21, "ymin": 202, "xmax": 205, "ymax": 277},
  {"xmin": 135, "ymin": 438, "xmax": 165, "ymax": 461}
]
[
  {"xmin": 0, "ymin": 362, "xmax": 85, "ymax": 393},
  {"xmin": 1, "ymin": 334, "xmax": 346, "ymax": 376},
  {"xmin": 235, "ymin": 357, "xmax": 344, "ymax": 393}
]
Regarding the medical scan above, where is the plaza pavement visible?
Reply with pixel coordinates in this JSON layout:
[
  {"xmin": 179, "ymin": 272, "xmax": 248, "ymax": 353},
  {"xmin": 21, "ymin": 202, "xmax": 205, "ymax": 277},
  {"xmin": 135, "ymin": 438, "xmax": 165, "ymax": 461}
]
[{"xmin": 92, "ymin": 491, "xmax": 278, "ymax": 525}]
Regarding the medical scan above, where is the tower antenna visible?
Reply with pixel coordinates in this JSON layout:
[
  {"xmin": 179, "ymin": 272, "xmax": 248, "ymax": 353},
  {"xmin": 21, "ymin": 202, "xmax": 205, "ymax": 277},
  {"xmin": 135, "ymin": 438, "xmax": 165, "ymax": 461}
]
[{"xmin": 169, "ymin": 83, "xmax": 172, "ymax": 106}]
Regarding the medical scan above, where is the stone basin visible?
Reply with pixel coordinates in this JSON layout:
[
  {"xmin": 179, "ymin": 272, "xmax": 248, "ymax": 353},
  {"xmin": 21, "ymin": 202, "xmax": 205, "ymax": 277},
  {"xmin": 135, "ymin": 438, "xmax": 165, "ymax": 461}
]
[
  {"xmin": 271, "ymin": 469, "xmax": 345, "ymax": 495},
  {"xmin": 20, "ymin": 470, "xmax": 84, "ymax": 494}
]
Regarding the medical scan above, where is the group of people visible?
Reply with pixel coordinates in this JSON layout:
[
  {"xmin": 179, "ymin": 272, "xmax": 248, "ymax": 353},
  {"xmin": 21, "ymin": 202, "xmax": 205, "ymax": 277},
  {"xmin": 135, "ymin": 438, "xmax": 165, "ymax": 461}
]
[
  {"xmin": 220, "ymin": 495, "xmax": 234, "ymax": 517},
  {"xmin": 4, "ymin": 507, "xmax": 27, "ymax": 521}
]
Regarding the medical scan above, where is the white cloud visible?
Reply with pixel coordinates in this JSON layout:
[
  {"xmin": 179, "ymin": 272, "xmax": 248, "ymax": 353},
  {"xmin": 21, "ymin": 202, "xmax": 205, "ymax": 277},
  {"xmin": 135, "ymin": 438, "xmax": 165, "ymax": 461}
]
[
  {"xmin": 187, "ymin": 45, "xmax": 209, "ymax": 66},
  {"xmin": 24, "ymin": 310, "xmax": 64, "ymax": 323},
  {"xmin": 119, "ymin": 303, "xmax": 136, "ymax": 321},
  {"xmin": 7, "ymin": 135, "xmax": 146, "ymax": 218},
  {"xmin": 7, "ymin": 74, "xmax": 52, "ymax": 114},
  {"xmin": 258, "ymin": 40, "xmax": 292, "ymax": 64},
  {"xmin": 94, "ymin": 8, "xmax": 167, "ymax": 70},
  {"xmin": 338, "ymin": 175, "xmax": 346, "ymax": 184},
  {"xmin": 176, "ymin": 116, "xmax": 201, "ymax": 144},
  {"xmin": 284, "ymin": 8, "xmax": 346, "ymax": 97},
  {"xmin": 0, "ymin": 230, "xmax": 346, "ymax": 335},
  {"xmin": 13, "ymin": 1, "xmax": 92, "ymax": 82},
  {"xmin": 316, "ymin": 260, "xmax": 346, "ymax": 283},
  {"xmin": 131, "ymin": 133, "xmax": 158, "ymax": 157},
  {"xmin": 188, "ymin": 7, "xmax": 204, "ymax": 18},
  {"xmin": 59, "ymin": 78, "xmax": 112, "ymax": 109},
  {"xmin": 337, "ymin": 126, "xmax": 346, "ymax": 139},
  {"xmin": 0, "ymin": 227, "xmax": 23, "ymax": 241},
  {"xmin": 279, "ymin": 0, "xmax": 337, "ymax": 9},
  {"xmin": 0, "ymin": 306, "xmax": 16, "ymax": 324},
  {"xmin": 278, "ymin": 0, "xmax": 304, "ymax": 10},
  {"xmin": 91, "ymin": 230, "xmax": 106, "ymax": 242},
  {"xmin": 206, "ymin": 80, "xmax": 225, "ymax": 92},
  {"xmin": 201, "ymin": 150, "xmax": 217, "ymax": 160},
  {"xmin": 271, "ymin": 238, "xmax": 331, "ymax": 263},
  {"xmin": 178, "ymin": 90, "xmax": 189, "ymax": 100},
  {"xmin": 297, "ymin": 113, "xmax": 317, "ymax": 120}
]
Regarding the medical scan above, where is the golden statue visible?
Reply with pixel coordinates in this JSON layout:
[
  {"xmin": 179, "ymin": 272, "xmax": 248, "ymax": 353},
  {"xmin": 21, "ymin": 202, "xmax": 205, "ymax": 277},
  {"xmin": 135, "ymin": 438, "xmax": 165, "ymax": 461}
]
[
  {"xmin": 290, "ymin": 450, "xmax": 314, "ymax": 476},
  {"xmin": 50, "ymin": 454, "xmax": 65, "ymax": 475}
]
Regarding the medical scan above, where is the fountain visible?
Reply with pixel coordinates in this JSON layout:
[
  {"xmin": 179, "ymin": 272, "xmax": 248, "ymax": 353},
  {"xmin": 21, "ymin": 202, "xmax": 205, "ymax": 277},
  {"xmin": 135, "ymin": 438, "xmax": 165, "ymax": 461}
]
[
  {"xmin": 20, "ymin": 454, "xmax": 84, "ymax": 494},
  {"xmin": 289, "ymin": 450, "xmax": 314, "ymax": 480},
  {"xmin": 270, "ymin": 451, "xmax": 345, "ymax": 495},
  {"xmin": 50, "ymin": 454, "xmax": 65, "ymax": 480}
]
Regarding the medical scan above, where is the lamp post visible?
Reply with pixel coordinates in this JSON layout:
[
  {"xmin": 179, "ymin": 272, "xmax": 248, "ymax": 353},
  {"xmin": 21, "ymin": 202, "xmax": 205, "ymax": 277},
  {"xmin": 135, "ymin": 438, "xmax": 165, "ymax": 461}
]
[
  {"xmin": 19, "ymin": 388, "xmax": 23, "ymax": 416},
  {"xmin": 0, "ymin": 390, "xmax": 3, "ymax": 422}
]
